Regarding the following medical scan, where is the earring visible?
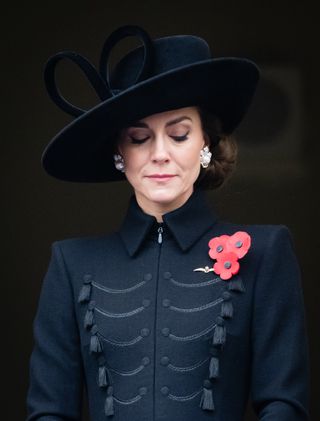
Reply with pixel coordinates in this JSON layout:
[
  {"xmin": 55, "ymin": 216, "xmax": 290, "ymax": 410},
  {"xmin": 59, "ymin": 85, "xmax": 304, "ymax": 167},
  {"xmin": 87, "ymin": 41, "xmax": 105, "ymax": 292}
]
[
  {"xmin": 113, "ymin": 154, "xmax": 125, "ymax": 172},
  {"xmin": 200, "ymin": 146, "xmax": 212, "ymax": 168}
]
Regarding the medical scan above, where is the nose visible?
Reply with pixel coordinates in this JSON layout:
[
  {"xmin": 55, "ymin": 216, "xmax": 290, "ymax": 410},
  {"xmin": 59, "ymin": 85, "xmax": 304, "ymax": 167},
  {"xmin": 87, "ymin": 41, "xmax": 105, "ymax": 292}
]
[{"xmin": 150, "ymin": 136, "xmax": 170, "ymax": 163}]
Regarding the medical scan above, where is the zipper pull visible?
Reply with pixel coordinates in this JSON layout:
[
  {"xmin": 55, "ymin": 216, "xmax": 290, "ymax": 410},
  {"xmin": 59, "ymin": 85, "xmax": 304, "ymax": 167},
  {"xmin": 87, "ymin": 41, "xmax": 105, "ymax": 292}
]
[{"xmin": 157, "ymin": 226, "xmax": 163, "ymax": 244}]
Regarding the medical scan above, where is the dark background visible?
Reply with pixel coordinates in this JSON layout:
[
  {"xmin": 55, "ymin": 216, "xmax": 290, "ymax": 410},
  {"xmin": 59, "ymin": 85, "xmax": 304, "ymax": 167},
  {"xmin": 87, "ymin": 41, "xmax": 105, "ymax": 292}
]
[{"xmin": 2, "ymin": 1, "xmax": 319, "ymax": 420}]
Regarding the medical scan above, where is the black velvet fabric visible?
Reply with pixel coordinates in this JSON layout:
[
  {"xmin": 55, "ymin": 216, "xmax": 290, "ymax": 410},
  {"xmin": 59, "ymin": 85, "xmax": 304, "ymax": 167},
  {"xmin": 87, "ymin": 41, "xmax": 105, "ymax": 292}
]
[{"xmin": 26, "ymin": 189, "xmax": 310, "ymax": 420}]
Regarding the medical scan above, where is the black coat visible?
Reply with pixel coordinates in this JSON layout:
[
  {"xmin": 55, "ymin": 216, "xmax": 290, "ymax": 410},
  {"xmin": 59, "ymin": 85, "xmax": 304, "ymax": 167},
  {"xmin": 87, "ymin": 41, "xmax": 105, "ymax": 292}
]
[{"xmin": 26, "ymin": 188, "xmax": 310, "ymax": 420}]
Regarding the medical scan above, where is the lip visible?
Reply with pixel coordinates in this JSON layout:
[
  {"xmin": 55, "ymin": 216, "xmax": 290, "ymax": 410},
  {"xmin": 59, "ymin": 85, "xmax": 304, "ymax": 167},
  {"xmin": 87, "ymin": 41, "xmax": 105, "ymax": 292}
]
[{"xmin": 147, "ymin": 174, "xmax": 176, "ymax": 179}]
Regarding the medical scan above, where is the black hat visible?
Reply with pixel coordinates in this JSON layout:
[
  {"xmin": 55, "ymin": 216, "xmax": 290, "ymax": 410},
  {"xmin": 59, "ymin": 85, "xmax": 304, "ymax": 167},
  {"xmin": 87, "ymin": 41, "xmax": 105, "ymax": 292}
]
[{"xmin": 42, "ymin": 24, "xmax": 260, "ymax": 182}]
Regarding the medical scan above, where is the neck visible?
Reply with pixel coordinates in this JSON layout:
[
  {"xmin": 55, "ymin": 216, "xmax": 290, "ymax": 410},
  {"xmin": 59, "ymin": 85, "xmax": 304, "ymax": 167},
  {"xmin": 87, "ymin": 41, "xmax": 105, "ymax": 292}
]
[{"xmin": 135, "ymin": 189, "xmax": 194, "ymax": 222}]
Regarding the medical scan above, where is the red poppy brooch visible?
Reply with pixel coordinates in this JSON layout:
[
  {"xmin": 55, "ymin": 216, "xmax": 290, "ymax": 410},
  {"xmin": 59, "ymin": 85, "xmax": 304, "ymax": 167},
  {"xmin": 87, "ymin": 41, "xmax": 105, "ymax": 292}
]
[{"xmin": 207, "ymin": 231, "xmax": 251, "ymax": 280}]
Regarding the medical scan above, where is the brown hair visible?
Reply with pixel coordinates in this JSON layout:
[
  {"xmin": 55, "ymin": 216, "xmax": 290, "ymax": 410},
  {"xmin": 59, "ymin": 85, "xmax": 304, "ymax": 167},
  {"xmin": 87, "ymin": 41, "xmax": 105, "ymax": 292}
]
[{"xmin": 195, "ymin": 106, "xmax": 238, "ymax": 190}]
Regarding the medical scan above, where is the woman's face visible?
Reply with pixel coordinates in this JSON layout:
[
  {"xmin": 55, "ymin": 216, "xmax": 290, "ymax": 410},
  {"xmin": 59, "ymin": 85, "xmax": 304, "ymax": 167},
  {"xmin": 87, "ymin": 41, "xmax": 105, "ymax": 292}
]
[{"xmin": 117, "ymin": 106, "xmax": 207, "ymax": 214}]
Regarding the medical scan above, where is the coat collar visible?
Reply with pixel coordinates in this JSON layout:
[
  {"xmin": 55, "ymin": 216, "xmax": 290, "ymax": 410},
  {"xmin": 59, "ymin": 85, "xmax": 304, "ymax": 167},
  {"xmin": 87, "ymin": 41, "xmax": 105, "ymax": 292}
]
[{"xmin": 119, "ymin": 188, "xmax": 218, "ymax": 257}]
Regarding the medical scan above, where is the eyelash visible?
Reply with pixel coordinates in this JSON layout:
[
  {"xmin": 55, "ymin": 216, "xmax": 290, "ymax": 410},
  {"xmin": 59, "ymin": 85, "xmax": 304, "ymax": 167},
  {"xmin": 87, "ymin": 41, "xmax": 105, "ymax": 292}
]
[{"xmin": 130, "ymin": 131, "xmax": 190, "ymax": 144}]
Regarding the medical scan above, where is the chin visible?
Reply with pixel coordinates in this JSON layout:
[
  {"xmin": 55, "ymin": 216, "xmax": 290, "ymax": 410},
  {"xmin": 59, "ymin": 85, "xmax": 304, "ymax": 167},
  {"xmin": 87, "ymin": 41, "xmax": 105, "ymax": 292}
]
[{"xmin": 145, "ymin": 187, "xmax": 188, "ymax": 206}]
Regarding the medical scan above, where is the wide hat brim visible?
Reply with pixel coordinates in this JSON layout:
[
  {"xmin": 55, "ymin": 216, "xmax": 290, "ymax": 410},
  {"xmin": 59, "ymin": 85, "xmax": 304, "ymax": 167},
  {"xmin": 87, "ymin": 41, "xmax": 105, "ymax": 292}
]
[{"xmin": 42, "ymin": 56, "xmax": 259, "ymax": 183}]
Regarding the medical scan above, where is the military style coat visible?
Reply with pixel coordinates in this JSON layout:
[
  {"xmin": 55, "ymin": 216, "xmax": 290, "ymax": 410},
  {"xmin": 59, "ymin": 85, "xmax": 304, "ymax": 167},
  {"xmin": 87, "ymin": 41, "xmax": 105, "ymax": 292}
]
[{"xmin": 26, "ymin": 189, "xmax": 310, "ymax": 420}]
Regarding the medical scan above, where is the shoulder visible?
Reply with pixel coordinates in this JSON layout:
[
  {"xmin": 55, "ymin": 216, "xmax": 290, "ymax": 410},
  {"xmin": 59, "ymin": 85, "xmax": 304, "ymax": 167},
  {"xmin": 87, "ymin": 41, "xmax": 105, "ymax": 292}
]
[
  {"xmin": 212, "ymin": 220, "xmax": 296, "ymax": 261},
  {"xmin": 215, "ymin": 220, "xmax": 294, "ymax": 242},
  {"xmin": 216, "ymin": 220, "xmax": 292, "ymax": 240},
  {"xmin": 50, "ymin": 231, "xmax": 120, "ymax": 261}
]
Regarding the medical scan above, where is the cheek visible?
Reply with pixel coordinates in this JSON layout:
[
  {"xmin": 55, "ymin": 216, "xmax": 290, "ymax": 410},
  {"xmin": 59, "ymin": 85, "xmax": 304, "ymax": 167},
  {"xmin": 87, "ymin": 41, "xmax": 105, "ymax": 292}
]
[
  {"xmin": 123, "ymin": 150, "xmax": 146, "ymax": 177},
  {"xmin": 178, "ymin": 146, "xmax": 201, "ymax": 171},
  {"xmin": 178, "ymin": 148, "xmax": 202, "ymax": 184}
]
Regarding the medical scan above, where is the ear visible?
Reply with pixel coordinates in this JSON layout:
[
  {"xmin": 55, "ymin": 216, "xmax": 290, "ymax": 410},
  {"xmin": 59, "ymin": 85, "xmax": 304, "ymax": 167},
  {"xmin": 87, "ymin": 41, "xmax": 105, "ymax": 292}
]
[
  {"xmin": 115, "ymin": 142, "xmax": 123, "ymax": 156},
  {"xmin": 113, "ymin": 130, "xmax": 124, "ymax": 156},
  {"xmin": 202, "ymin": 132, "xmax": 210, "ymax": 148}
]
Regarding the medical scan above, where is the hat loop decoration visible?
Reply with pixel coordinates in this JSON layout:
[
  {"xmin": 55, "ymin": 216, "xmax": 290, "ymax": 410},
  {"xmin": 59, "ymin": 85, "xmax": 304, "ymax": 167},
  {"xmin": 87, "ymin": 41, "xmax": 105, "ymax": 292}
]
[
  {"xmin": 43, "ymin": 25, "xmax": 154, "ymax": 118},
  {"xmin": 99, "ymin": 24, "xmax": 154, "ymax": 96},
  {"xmin": 44, "ymin": 51, "xmax": 111, "ymax": 117}
]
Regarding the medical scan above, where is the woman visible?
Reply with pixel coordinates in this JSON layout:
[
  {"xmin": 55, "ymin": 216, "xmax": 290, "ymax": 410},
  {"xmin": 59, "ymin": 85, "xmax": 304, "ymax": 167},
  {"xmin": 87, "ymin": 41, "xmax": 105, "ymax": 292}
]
[{"xmin": 26, "ymin": 25, "xmax": 310, "ymax": 420}]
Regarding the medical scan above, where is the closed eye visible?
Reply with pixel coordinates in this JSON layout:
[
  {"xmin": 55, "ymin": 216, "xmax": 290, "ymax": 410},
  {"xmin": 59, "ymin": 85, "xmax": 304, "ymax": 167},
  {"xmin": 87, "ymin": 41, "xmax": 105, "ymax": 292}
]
[
  {"xmin": 129, "ymin": 131, "xmax": 190, "ymax": 144},
  {"xmin": 172, "ymin": 131, "xmax": 190, "ymax": 142},
  {"xmin": 129, "ymin": 136, "xmax": 149, "ymax": 144}
]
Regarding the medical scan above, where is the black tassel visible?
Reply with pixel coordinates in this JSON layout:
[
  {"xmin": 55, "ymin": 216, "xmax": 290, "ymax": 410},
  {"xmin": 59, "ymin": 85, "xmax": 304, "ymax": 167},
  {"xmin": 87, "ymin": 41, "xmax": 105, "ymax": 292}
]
[
  {"xmin": 104, "ymin": 386, "xmax": 114, "ymax": 416},
  {"xmin": 90, "ymin": 334, "xmax": 102, "ymax": 354},
  {"xmin": 84, "ymin": 300, "xmax": 95, "ymax": 329},
  {"xmin": 209, "ymin": 356, "xmax": 219, "ymax": 379},
  {"xmin": 78, "ymin": 284, "xmax": 91, "ymax": 303},
  {"xmin": 221, "ymin": 300, "xmax": 233, "ymax": 318},
  {"xmin": 228, "ymin": 277, "xmax": 245, "ymax": 292},
  {"xmin": 98, "ymin": 365, "xmax": 113, "ymax": 387},
  {"xmin": 78, "ymin": 275, "xmax": 92, "ymax": 303},
  {"xmin": 221, "ymin": 291, "xmax": 233, "ymax": 318},
  {"xmin": 213, "ymin": 316, "xmax": 226, "ymax": 346},
  {"xmin": 199, "ymin": 381, "xmax": 215, "ymax": 411},
  {"xmin": 84, "ymin": 308, "xmax": 94, "ymax": 329},
  {"xmin": 98, "ymin": 365, "xmax": 112, "ymax": 387},
  {"xmin": 90, "ymin": 325, "xmax": 102, "ymax": 354}
]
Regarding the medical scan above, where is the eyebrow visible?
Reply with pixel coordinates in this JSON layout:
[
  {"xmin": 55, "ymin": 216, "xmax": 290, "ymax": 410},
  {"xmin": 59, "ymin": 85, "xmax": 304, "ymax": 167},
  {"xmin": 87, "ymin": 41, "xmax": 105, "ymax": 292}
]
[{"xmin": 128, "ymin": 115, "xmax": 192, "ymax": 128}]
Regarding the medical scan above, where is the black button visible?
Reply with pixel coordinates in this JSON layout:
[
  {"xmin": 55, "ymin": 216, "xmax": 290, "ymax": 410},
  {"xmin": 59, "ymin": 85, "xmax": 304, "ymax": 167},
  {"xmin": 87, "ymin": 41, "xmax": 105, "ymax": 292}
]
[
  {"xmin": 91, "ymin": 324, "xmax": 98, "ymax": 335},
  {"xmin": 203, "ymin": 379, "xmax": 212, "ymax": 389},
  {"xmin": 209, "ymin": 347, "xmax": 220, "ymax": 357},
  {"xmin": 142, "ymin": 356, "xmax": 150, "ymax": 366},
  {"xmin": 161, "ymin": 327, "xmax": 170, "ymax": 336},
  {"xmin": 144, "ymin": 273, "xmax": 152, "ymax": 281},
  {"xmin": 141, "ymin": 328, "xmax": 150, "ymax": 337},
  {"xmin": 162, "ymin": 298, "xmax": 170, "ymax": 307},
  {"xmin": 222, "ymin": 291, "xmax": 231, "ymax": 300},
  {"xmin": 142, "ymin": 299, "xmax": 151, "ymax": 307},
  {"xmin": 98, "ymin": 355, "xmax": 106, "ymax": 365},
  {"xmin": 160, "ymin": 386, "xmax": 169, "ymax": 396},
  {"xmin": 88, "ymin": 300, "xmax": 95, "ymax": 309},
  {"xmin": 139, "ymin": 386, "xmax": 147, "ymax": 395},
  {"xmin": 163, "ymin": 272, "xmax": 171, "ymax": 279},
  {"xmin": 160, "ymin": 356, "xmax": 169, "ymax": 366}
]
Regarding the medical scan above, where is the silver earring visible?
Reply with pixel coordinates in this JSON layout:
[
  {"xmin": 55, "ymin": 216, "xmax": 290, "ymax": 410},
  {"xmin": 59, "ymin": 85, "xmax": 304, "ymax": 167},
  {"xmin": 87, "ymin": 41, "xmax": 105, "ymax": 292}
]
[
  {"xmin": 113, "ymin": 154, "xmax": 125, "ymax": 172},
  {"xmin": 200, "ymin": 146, "xmax": 212, "ymax": 168}
]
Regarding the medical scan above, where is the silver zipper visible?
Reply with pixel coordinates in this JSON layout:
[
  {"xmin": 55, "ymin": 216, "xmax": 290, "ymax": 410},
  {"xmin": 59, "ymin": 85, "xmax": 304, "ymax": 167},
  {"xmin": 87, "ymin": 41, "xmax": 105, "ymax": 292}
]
[{"xmin": 157, "ymin": 226, "xmax": 163, "ymax": 244}]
